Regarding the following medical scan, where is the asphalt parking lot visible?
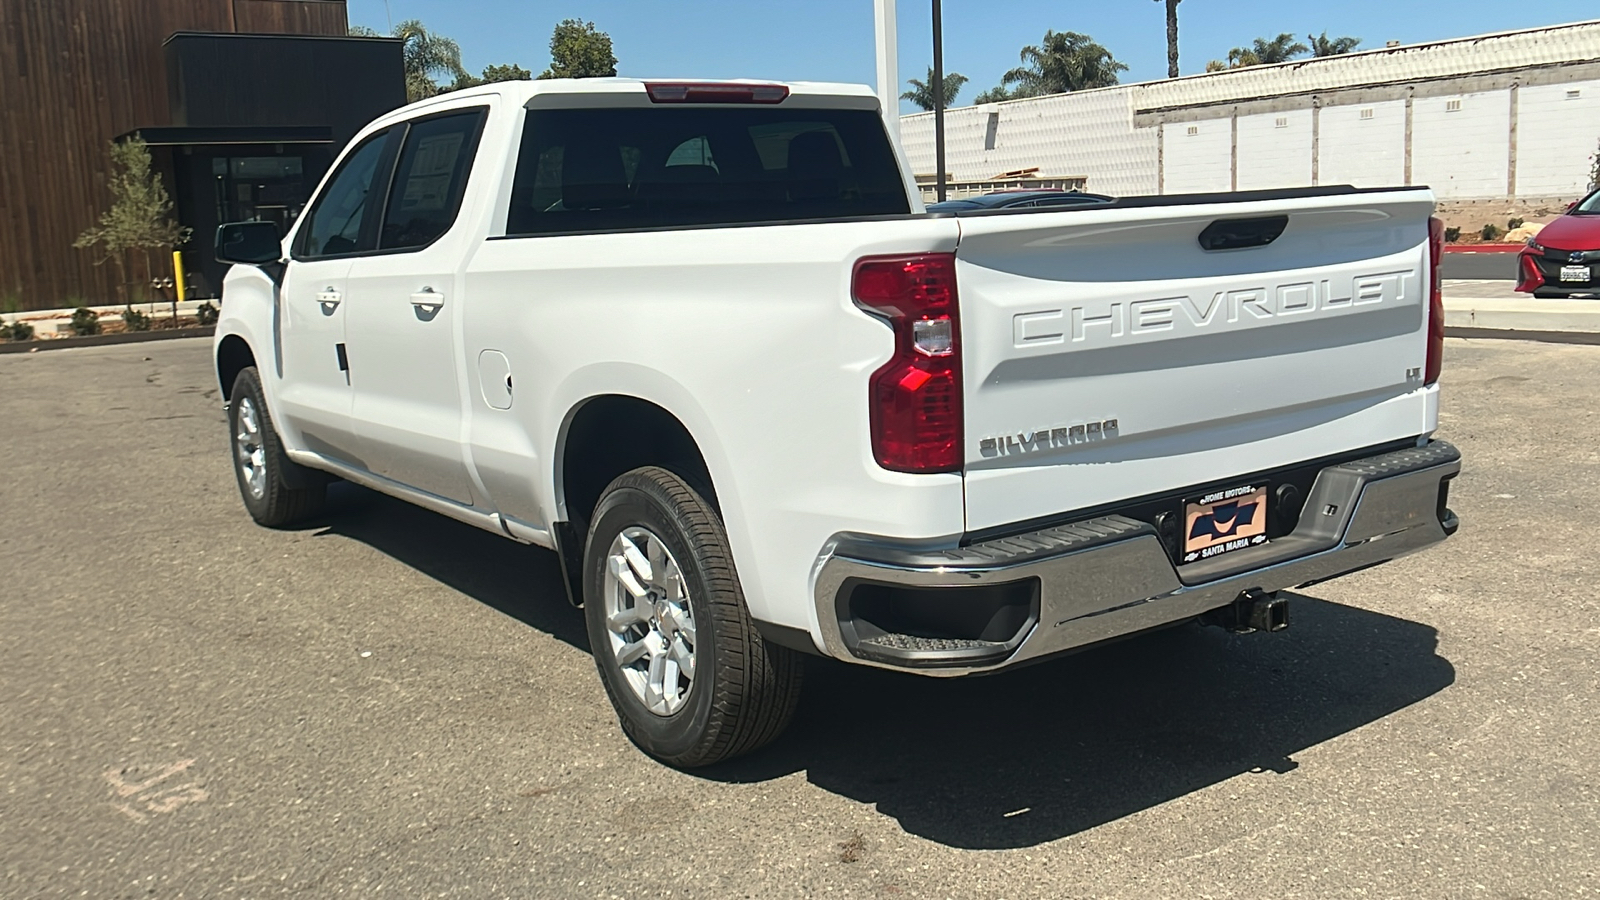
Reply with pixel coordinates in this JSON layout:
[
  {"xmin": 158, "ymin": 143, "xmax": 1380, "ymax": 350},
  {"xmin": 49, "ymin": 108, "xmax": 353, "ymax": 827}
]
[{"xmin": 2, "ymin": 338, "xmax": 1597, "ymax": 899}]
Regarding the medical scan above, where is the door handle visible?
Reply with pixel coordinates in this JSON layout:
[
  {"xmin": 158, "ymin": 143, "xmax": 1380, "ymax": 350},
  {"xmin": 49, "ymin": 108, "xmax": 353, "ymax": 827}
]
[
  {"xmin": 316, "ymin": 288, "xmax": 341, "ymax": 315},
  {"xmin": 409, "ymin": 287, "xmax": 444, "ymax": 321}
]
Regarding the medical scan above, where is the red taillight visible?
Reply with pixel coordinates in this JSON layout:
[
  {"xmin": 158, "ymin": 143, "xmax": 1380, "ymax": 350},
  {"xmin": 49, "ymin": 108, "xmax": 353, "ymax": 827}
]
[
  {"xmin": 1515, "ymin": 251, "xmax": 1546, "ymax": 294},
  {"xmin": 852, "ymin": 253, "xmax": 962, "ymax": 473},
  {"xmin": 644, "ymin": 82, "xmax": 789, "ymax": 104},
  {"xmin": 1426, "ymin": 216, "xmax": 1445, "ymax": 386}
]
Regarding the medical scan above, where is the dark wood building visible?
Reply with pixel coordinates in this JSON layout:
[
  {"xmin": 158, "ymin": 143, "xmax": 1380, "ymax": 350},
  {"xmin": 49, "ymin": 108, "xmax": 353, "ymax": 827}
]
[{"xmin": 0, "ymin": 0, "xmax": 404, "ymax": 309}]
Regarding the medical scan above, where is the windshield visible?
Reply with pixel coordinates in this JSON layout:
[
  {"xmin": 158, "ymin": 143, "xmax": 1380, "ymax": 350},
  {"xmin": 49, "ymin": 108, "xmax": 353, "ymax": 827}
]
[{"xmin": 1573, "ymin": 189, "xmax": 1600, "ymax": 215}]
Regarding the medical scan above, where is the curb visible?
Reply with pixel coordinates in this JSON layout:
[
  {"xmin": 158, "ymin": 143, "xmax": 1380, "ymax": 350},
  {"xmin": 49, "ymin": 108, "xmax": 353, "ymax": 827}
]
[
  {"xmin": 1443, "ymin": 297, "xmax": 1600, "ymax": 334},
  {"xmin": 0, "ymin": 327, "xmax": 214, "ymax": 355},
  {"xmin": 1444, "ymin": 245, "xmax": 1524, "ymax": 254},
  {"xmin": 1445, "ymin": 326, "xmax": 1600, "ymax": 345}
]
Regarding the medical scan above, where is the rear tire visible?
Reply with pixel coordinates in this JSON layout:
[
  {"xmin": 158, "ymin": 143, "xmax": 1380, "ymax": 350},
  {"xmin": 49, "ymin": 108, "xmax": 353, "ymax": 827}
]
[
  {"xmin": 583, "ymin": 466, "xmax": 803, "ymax": 768},
  {"xmin": 227, "ymin": 366, "xmax": 326, "ymax": 527},
  {"xmin": 1533, "ymin": 289, "xmax": 1564, "ymax": 299}
]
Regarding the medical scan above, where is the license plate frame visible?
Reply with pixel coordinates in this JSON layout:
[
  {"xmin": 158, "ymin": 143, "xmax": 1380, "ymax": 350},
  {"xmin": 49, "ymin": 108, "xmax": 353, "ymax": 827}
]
[
  {"xmin": 1559, "ymin": 265, "xmax": 1591, "ymax": 283},
  {"xmin": 1181, "ymin": 484, "xmax": 1270, "ymax": 565}
]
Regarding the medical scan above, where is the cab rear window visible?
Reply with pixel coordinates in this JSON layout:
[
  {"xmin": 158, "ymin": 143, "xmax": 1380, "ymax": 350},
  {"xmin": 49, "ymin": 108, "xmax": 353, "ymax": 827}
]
[{"xmin": 505, "ymin": 107, "xmax": 909, "ymax": 235}]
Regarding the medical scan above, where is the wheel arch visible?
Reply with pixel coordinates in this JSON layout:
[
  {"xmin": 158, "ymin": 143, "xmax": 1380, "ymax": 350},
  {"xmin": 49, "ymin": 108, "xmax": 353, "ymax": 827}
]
[
  {"xmin": 216, "ymin": 333, "xmax": 257, "ymax": 399},
  {"xmin": 557, "ymin": 394, "xmax": 720, "ymax": 530}
]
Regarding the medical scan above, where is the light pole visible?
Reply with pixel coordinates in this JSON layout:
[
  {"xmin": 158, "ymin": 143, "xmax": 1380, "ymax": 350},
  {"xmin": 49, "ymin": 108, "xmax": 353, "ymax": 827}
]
[
  {"xmin": 874, "ymin": 0, "xmax": 899, "ymax": 146},
  {"xmin": 931, "ymin": 0, "xmax": 946, "ymax": 202}
]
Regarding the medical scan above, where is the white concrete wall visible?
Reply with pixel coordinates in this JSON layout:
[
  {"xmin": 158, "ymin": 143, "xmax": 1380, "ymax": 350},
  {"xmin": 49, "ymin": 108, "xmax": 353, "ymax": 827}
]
[
  {"xmin": 1162, "ymin": 119, "xmax": 1232, "ymax": 193},
  {"xmin": 1412, "ymin": 90, "xmax": 1512, "ymax": 199},
  {"xmin": 1515, "ymin": 80, "xmax": 1600, "ymax": 197},
  {"xmin": 1318, "ymin": 100, "xmax": 1407, "ymax": 188},
  {"xmin": 898, "ymin": 21, "xmax": 1600, "ymax": 203},
  {"xmin": 1132, "ymin": 21, "xmax": 1600, "ymax": 112},
  {"xmin": 1236, "ymin": 108, "xmax": 1313, "ymax": 190},
  {"xmin": 899, "ymin": 86, "xmax": 1159, "ymax": 197}
]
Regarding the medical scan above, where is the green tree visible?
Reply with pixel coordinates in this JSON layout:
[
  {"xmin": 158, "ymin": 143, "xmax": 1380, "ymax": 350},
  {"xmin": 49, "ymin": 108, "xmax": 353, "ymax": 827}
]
[
  {"xmin": 901, "ymin": 68, "xmax": 968, "ymax": 111},
  {"xmin": 997, "ymin": 31, "xmax": 1128, "ymax": 98},
  {"xmin": 538, "ymin": 19, "xmax": 617, "ymax": 80},
  {"xmin": 1308, "ymin": 31, "xmax": 1361, "ymax": 57},
  {"xmin": 481, "ymin": 63, "xmax": 532, "ymax": 82},
  {"xmin": 448, "ymin": 62, "xmax": 533, "ymax": 92},
  {"xmin": 73, "ymin": 137, "xmax": 191, "ymax": 305},
  {"xmin": 1155, "ymin": 0, "xmax": 1181, "ymax": 78}
]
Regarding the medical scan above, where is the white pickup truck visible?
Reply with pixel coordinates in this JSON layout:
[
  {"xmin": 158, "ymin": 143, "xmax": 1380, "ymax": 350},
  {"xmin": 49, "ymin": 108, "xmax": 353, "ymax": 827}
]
[{"xmin": 213, "ymin": 78, "xmax": 1460, "ymax": 767}]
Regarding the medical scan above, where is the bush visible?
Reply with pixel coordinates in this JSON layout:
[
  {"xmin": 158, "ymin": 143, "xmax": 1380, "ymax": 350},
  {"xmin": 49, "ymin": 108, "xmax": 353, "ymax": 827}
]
[
  {"xmin": 1444, "ymin": 226, "xmax": 1461, "ymax": 242},
  {"xmin": 7, "ymin": 319, "xmax": 34, "ymax": 341},
  {"xmin": 195, "ymin": 301, "xmax": 219, "ymax": 327},
  {"xmin": 122, "ymin": 306, "xmax": 151, "ymax": 332},
  {"xmin": 69, "ymin": 307, "xmax": 101, "ymax": 336},
  {"xmin": 1508, "ymin": 217, "xmax": 1525, "ymax": 230},
  {"xmin": 1480, "ymin": 223, "xmax": 1503, "ymax": 242}
]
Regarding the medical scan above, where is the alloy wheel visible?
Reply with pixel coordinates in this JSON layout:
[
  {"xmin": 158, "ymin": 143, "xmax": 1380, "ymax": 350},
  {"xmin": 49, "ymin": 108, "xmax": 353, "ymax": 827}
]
[{"xmin": 602, "ymin": 527, "xmax": 698, "ymax": 716}]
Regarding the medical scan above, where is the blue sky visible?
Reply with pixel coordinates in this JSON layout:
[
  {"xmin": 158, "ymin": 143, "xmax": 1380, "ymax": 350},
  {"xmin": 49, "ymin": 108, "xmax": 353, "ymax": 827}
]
[{"xmin": 348, "ymin": 1, "xmax": 1600, "ymax": 113}]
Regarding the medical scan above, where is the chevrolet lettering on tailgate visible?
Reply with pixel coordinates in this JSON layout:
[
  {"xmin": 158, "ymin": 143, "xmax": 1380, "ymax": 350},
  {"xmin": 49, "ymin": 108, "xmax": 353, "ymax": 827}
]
[{"xmin": 1012, "ymin": 269, "xmax": 1418, "ymax": 348}]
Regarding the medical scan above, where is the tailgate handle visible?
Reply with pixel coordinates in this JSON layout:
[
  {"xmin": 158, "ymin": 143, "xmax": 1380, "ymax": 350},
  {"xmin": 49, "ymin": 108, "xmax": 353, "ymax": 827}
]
[{"xmin": 1198, "ymin": 216, "xmax": 1289, "ymax": 252}]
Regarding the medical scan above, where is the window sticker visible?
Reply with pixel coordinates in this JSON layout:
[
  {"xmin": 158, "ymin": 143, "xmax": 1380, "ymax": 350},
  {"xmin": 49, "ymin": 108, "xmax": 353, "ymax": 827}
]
[{"xmin": 400, "ymin": 132, "xmax": 465, "ymax": 212}]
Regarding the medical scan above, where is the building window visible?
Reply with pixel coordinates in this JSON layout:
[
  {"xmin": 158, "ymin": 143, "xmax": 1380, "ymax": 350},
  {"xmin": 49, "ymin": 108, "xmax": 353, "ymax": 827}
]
[
  {"xmin": 1360, "ymin": 108, "xmax": 1375, "ymax": 120},
  {"xmin": 1445, "ymin": 99, "xmax": 1462, "ymax": 112},
  {"xmin": 1567, "ymin": 90, "xmax": 1583, "ymax": 100},
  {"xmin": 1186, "ymin": 125, "xmax": 1199, "ymax": 136},
  {"xmin": 212, "ymin": 156, "xmax": 307, "ymax": 235},
  {"xmin": 1274, "ymin": 117, "xmax": 1288, "ymax": 128}
]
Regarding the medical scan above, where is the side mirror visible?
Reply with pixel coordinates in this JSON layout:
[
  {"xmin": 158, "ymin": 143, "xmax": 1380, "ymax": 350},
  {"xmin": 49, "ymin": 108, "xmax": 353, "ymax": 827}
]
[
  {"xmin": 215, "ymin": 221, "xmax": 284, "ymax": 266},
  {"xmin": 1568, "ymin": 201, "xmax": 1580, "ymax": 213}
]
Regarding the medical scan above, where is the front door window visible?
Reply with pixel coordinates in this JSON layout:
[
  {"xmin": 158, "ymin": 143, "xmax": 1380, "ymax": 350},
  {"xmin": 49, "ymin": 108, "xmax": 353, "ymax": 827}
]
[{"xmin": 297, "ymin": 132, "xmax": 393, "ymax": 259}]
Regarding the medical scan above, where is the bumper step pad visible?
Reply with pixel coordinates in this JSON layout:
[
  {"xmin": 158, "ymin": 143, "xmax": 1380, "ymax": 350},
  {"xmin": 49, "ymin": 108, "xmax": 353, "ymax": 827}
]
[{"xmin": 814, "ymin": 440, "xmax": 1462, "ymax": 675}]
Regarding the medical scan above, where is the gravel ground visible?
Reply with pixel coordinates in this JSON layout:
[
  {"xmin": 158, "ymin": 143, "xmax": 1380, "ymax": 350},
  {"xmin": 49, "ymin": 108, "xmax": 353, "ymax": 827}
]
[{"xmin": 1, "ymin": 337, "xmax": 1596, "ymax": 899}]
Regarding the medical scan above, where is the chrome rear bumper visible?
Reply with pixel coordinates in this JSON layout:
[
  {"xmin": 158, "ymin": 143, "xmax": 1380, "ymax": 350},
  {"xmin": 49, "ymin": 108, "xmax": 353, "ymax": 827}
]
[{"xmin": 813, "ymin": 440, "xmax": 1461, "ymax": 676}]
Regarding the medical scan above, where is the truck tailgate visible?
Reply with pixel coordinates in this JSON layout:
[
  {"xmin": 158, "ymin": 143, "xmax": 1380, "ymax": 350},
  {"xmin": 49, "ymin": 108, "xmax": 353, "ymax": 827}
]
[{"xmin": 956, "ymin": 189, "xmax": 1438, "ymax": 533}]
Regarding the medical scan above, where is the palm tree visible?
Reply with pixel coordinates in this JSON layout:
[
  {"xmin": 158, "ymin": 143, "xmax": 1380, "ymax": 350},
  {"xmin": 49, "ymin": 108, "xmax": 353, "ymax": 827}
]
[
  {"xmin": 999, "ymin": 31, "xmax": 1128, "ymax": 98},
  {"xmin": 357, "ymin": 20, "xmax": 470, "ymax": 101},
  {"xmin": 1308, "ymin": 32, "xmax": 1361, "ymax": 57},
  {"xmin": 901, "ymin": 68, "xmax": 969, "ymax": 111},
  {"xmin": 1248, "ymin": 33, "xmax": 1309, "ymax": 64},
  {"xmin": 1154, "ymin": 0, "xmax": 1181, "ymax": 78},
  {"xmin": 1211, "ymin": 33, "xmax": 1309, "ymax": 70},
  {"xmin": 1224, "ymin": 47, "xmax": 1260, "ymax": 68}
]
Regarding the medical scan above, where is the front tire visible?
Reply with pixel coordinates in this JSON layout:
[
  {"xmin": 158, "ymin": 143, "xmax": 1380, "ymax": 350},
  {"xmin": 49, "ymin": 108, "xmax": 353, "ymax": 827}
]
[
  {"xmin": 1533, "ymin": 289, "xmax": 1564, "ymax": 299},
  {"xmin": 227, "ymin": 366, "xmax": 326, "ymax": 527},
  {"xmin": 583, "ymin": 466, "xmax": 803, "ymax": 768}
]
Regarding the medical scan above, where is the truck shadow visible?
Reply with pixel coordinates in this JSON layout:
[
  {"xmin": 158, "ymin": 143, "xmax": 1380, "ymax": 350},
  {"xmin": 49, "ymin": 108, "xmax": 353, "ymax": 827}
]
[
  {"xmin": 311, "ymin": 483, "xmax": 589, "ymax": 651},
  {"xmin": 706, "ymin": 595, "xmax": 1454, "ymax": 850},
  {"xmin": 312, "ymin": 484, "xmax": 1454, "ymax": 851}
]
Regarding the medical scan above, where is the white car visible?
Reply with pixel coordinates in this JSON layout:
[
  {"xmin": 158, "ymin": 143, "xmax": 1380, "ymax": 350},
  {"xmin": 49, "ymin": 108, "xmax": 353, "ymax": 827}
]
[{"xmin": 212, "ymin": 78, "xmax": 1461, "ymax": 767}]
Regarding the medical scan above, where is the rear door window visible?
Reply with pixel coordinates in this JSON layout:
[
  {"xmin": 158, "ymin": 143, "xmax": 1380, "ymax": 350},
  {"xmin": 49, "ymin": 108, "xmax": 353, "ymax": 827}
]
[
  {"xmin": 507, "ymin": 106, "xmax": 909, "ymax": 235},
  {"xmin": 379, "ymin": 109, "xmax": 488, "ymax": 251}
]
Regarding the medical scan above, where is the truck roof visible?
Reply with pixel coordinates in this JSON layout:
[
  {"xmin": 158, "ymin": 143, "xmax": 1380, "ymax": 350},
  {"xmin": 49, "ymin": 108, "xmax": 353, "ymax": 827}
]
[{"xmin": 395, "ymin": 77, "xmax": 880, "ymax": 116}]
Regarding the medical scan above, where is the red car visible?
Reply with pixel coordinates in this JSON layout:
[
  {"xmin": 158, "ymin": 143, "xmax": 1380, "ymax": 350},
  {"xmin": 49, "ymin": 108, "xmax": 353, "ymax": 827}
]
[{"xmin": 1516, "ymin": 188, "xmax": 1600, "ymax": 298}]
